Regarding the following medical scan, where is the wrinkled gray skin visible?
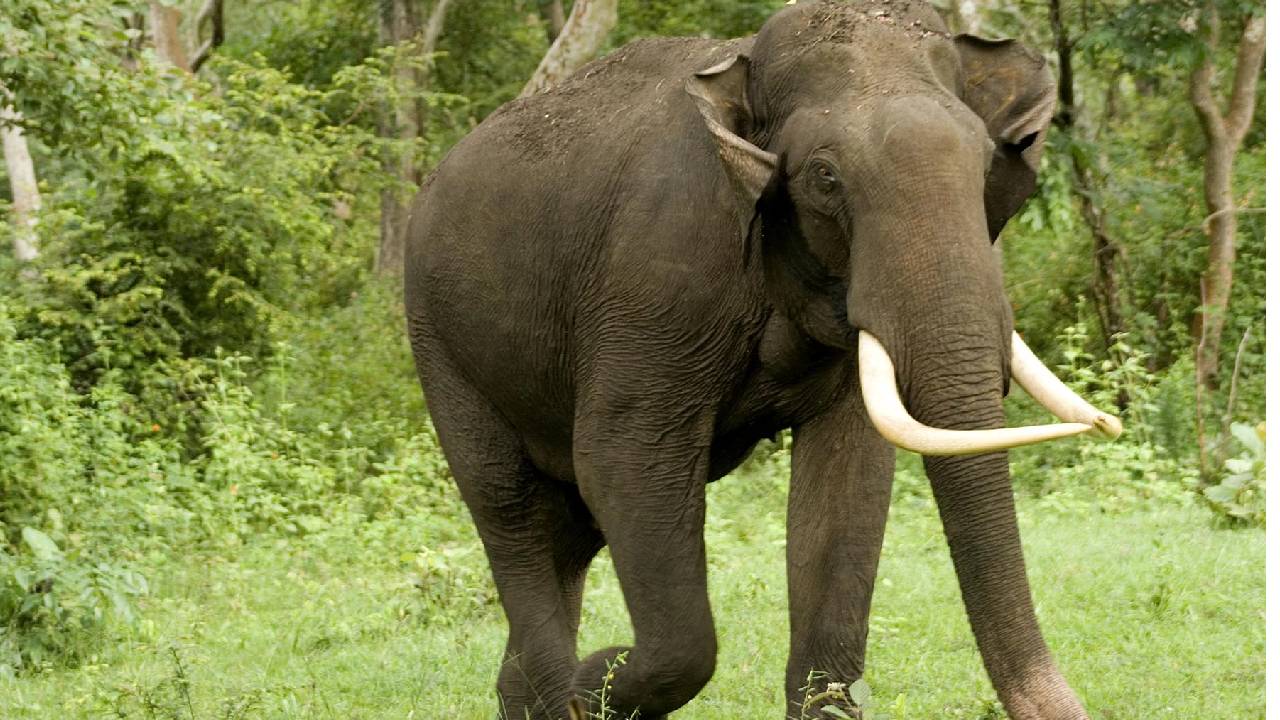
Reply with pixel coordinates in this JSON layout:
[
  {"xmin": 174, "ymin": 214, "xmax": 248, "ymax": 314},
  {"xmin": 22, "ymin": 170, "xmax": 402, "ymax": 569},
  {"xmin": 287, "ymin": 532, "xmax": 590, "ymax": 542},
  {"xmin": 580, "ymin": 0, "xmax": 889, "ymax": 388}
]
[{"xmin": 405, "ymin": 2, "xmax": 1085, "ymax": 719}]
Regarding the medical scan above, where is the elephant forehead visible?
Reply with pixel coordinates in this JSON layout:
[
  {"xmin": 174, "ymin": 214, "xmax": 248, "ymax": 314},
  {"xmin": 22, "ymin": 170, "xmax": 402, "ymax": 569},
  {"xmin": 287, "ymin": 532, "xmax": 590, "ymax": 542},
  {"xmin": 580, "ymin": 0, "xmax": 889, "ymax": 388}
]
[
  {"xmin": 782, "ymin": 92, "xmax": 991, "ymax": 174},
  {"xmin": 753, "ymin": 10, "xmax": 961, "ymax": 107}
]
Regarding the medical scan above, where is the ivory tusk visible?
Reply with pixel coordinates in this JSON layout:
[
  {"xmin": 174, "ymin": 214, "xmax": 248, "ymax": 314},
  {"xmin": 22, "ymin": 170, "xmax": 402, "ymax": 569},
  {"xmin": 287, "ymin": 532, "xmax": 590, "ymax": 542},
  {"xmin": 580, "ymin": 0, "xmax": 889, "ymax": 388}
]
[
  {"xmin": 1010, "ymin": 332, "xmax": 1123, "ymax": 439},
  {"xmin": 857, "ymin": 331, "xmax": 1102, "ymax": 456}
]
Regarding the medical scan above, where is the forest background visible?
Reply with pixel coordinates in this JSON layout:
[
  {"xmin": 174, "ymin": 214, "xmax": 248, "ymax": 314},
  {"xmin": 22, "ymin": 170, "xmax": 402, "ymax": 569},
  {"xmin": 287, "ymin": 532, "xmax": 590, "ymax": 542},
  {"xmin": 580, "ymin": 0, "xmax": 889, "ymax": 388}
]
[{"xmin": 0, "ymin": 1, "xmax": 1266, "ymax": 718}]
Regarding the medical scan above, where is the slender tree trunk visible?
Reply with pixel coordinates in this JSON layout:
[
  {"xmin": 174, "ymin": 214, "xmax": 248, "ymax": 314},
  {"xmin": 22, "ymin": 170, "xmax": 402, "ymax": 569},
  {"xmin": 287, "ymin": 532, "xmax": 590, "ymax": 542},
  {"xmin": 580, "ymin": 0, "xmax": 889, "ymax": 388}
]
[
  {"xmin": 1188, "ymin": 11, "xmax": 1265, "ymax": 390},
  {"xmin": 378, "ymin": 0, "xmax": 418, "ymax": 277},
  {"xmin": 1, "ymin": 104, "xmax": 41, "ymax": 263},
  {"xmin": 377, "ymin": 0, "xmax": 452, "ymax": 277},
  {"xmin": 521, "ymin": 0, "xmax": 619, "ymax": 97},
  {"xmin": 1187, "ymin": 9, "xmax": 1265, "ymax": 483},
  {"xmin": 190, "ymin": 0, "xmax": 225, "ymax": 73},
  {"xmin": 1048, "ymin": 0, "xmax": 1126, "ymax": 351},
  {"xmin": 149, "ymin": 1, "xmax": 191, "ymax": 71},
  {"xmin": 538, "ymin": 0, "xmax": 567, "ymax": 45},
  {"xmin": 122, "ymin": 12, "xmax": 147, "ymax": 70}
]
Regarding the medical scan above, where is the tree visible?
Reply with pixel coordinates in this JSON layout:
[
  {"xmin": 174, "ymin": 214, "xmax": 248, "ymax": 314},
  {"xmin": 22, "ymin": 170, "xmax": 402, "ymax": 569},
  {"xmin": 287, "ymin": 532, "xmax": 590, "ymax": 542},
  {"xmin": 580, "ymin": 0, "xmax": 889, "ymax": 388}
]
[
  {"xmin": 1047, "ymin": 0, "xmax": 1128, "ymax": 350},
  {"xmin": 1187, "ymin": 7, "xmax": 1264, "ymax": 391},
  {"xmin": 949, "ymin": 0, "xmax": 986, "ymax": 34},
  {"xmin": 521, "ymin": 0, "xmax": 619, "ymax": 97},
  {"xmin": 1, "ymin": 102, "xmax": 41, "ymax": 263},
  {"xmin": 1186, "ymin": 5, "xmax": 1264, "ymax": 484},
  {"xmin": 377, "ymin": 0, "xmax": 453, "ymax": 276},
  {"xmin": 537, "ymin": 0, "xmax": 567, "ymax": 44},
  {"xmin": 190, "ymin": 0, "xmax": 226, "ymax": 73},
  {"xmin": 147, "ymin": 0, "xmax": 225, "ymax": 73},
  {"xmin": 149, "ymin": 1, "xmax": 190, "ymax": 70}
]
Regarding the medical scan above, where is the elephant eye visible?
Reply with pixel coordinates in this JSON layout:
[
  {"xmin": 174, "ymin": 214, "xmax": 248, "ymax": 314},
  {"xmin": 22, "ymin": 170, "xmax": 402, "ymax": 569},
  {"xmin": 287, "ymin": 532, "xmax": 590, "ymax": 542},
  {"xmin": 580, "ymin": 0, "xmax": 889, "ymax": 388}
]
[{"xmin": 812, "ymin": 163, "xmax": 839, "ymax": 193}]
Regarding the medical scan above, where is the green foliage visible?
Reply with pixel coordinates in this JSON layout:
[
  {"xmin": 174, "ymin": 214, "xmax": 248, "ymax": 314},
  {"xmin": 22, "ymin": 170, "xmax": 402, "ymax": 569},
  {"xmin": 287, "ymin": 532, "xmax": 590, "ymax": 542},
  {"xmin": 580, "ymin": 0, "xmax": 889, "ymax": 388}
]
[
  {"xmin": 1001, "ymin": 129, "xmax": 1091, "ymax": 351},
  {"xmin": 616, "ymin": 0, "xmax": 782, "ymax": 39},
  {"xmin": 194, "ymin": 348, "xmax": 450, "ymax": 540},
  {"xmin": 428, "ymin": 1, "xmax": 548, "ymax": 120},
  {"xmin": 401, "ymin": 544, "xmax": 497, "ymax": 630},
  {"xmin": 1081, "ymin": 0, "xmax": 1264, "ymax": 80},
  {"xmin": 1203, "ymin": 422, "xmax": 1265, "ymax": 525},
  {"xmin": 0, "ymin": 0, "xmax": 138, "ymax": 147},
  {"xmin": 221, "ymin": 0, "xmax": 379, "ymax": 89},
  {"xmin": 0, "ymin": 529, "xmax": 147, "ymax": 676},
  {"xmin": 24, "ymin": 55, "xmax": 386, "ymax": 390},
  {"xmin": 999, "ymin": 315, "xmax": 1201, "ymax": 512}
]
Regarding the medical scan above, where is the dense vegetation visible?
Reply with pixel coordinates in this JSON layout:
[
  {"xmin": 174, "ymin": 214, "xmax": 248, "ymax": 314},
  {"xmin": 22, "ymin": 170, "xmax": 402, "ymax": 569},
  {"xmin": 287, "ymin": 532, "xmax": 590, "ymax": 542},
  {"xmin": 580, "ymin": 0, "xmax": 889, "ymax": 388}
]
[{"xmin": 0, "ymin": 0, "xmax": 1264, "ymax": 716}]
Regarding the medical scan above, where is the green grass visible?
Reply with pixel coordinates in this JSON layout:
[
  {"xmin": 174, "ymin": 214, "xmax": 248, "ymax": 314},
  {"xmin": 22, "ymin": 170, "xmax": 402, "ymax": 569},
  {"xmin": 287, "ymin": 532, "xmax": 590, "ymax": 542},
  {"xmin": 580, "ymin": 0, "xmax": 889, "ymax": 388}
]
[{"xmin": 1, "ymin": 471, "xmax": 1263, "ymax": 719}]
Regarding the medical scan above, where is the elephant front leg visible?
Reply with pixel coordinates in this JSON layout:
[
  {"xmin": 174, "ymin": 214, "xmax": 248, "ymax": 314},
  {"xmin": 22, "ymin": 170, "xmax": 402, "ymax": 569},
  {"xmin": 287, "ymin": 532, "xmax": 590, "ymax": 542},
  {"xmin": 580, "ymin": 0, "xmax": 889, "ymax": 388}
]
[
  {"xmin": 569, "ymin": 403, "xmax": 720, "ymax": 720},
  {"xmin": 785, "ymin": 384, "xmax": 895, "ymax": 719}
]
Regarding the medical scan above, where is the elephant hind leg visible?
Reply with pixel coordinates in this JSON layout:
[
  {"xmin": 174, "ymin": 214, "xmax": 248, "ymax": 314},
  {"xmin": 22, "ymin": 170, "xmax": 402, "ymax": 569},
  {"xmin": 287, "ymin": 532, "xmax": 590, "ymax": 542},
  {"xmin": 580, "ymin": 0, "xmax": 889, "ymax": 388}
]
[
  {"xmin": 495, "ymin": 481, "xmax": 604, "ymax": 720},
  {"xmin": 488, "ymin": 483, "xmax": 602, "ymax": 720},
  {"xmin": 417, "ymin": 357, "xmax": 602, "ymax": 720}
]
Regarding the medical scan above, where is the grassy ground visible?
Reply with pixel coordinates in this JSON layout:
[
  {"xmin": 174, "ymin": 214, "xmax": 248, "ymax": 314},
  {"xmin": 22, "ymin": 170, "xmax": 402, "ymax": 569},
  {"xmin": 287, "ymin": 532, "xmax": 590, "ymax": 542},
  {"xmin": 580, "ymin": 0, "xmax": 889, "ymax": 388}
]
[{"xmin": 1, "ymin": 468, "xmax": 1263, "ymax": 719}]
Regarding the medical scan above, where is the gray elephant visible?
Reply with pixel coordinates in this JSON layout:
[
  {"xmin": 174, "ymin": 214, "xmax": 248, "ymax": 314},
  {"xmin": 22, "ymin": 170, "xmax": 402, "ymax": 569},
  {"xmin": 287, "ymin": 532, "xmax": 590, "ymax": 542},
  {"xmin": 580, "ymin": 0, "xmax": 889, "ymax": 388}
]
[{"xmin": 404, "ymin": 1, "xmax": 1121, "ymax": 718}]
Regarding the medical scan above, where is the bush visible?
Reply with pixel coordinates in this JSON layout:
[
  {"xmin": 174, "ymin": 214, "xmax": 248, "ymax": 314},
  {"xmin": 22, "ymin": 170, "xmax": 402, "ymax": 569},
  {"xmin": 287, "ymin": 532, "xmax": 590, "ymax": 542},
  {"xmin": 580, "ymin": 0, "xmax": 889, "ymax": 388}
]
[
  {"xmin": 24, "ymin": 55, "xmax": 388, "ymax": 400},
  {"xmin": 1203, "ymin": 422, "xmax": 1265, "ymax": 526},
  {"xmin": 0, "ymin": 529, "xmax": 147, "ymax": 676},
  {"xmin": 1001, "ymin": 314, "xmax": 1201, "ymax": 510}
]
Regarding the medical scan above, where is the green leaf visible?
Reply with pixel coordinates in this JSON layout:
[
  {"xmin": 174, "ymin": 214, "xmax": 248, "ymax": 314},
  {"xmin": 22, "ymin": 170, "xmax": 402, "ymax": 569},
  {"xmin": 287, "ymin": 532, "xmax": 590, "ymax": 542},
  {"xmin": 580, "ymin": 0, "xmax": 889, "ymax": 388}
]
[
  {"xmin": 1223, "ymin": 458, "xmax": 1253, "ymax": 475},
  {"xmin": 21, "ymin": 527, "xmax": 61, "ymax": 561},
  {"xmin": 849, "ymin": 678, "xmax": 872, "ymax": 707},
  {"xmin": 1204, "ymin": 485, "xmax": 1238, "ymax": 504},
  {"xmin": 1230, "ymin": 423, "xmax": 1265, "ymax": 456}
]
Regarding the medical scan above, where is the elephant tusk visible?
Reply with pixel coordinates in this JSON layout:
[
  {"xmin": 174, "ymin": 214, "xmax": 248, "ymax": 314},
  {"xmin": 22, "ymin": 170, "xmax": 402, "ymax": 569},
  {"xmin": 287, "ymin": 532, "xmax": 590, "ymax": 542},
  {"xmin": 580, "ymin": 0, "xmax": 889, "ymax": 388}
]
[
  {"xmin": 1010, "ymin": 332, "xmax": 1123, "ymax": 439},
  {"xmin": 857, "ymin": 331, "xmax": 1102, "ymax": 456}
]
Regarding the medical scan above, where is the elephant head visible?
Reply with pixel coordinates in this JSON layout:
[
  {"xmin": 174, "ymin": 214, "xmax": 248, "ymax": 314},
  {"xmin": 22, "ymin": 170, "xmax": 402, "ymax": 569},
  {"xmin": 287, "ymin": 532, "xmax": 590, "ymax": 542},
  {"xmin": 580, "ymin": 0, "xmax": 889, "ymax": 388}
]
[{"xmin": 687, "ymin": 1, "xmax": 1118, "ymax": 717}]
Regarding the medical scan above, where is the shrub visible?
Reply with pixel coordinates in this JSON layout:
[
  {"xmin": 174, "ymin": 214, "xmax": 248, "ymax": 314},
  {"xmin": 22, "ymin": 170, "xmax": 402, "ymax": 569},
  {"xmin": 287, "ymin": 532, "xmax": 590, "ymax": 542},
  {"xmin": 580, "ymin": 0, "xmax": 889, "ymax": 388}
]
[
  {"xmin": 0, "ymin": 529, "xmax": 147, "ymax": 675},
  {"xmin": 1203, "ymin": 422, "xmax": 1265, "ymax": 526},
  {"xmin": 25, "ymin": 56, "xmax": 388, "ymax": 398}
]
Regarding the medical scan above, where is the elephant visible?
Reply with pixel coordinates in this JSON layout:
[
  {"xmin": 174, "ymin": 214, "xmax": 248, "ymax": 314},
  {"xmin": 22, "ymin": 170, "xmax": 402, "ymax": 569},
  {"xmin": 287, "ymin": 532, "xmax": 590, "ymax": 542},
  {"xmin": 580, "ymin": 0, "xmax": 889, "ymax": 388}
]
[{"xmin": 403, "ymin": 1, "xmax": 1122, "ymax": 718}]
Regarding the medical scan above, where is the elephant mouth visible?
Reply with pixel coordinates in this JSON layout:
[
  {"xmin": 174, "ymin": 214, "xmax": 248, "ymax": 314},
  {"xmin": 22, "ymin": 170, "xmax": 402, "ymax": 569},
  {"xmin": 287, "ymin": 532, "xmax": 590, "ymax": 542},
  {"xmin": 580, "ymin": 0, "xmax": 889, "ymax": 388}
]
[{"xmin": 857, "ymin": 331, "xmax": 1122, "ymax": 456}]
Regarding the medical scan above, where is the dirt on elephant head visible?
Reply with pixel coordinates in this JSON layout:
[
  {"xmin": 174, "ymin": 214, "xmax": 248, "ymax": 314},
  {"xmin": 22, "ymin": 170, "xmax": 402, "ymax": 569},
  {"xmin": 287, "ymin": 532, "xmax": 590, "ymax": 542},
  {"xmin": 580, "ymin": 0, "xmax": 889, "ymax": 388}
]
[{"xmin": 801, "ymin": 0, "xmax": 950, "ymax": 46}]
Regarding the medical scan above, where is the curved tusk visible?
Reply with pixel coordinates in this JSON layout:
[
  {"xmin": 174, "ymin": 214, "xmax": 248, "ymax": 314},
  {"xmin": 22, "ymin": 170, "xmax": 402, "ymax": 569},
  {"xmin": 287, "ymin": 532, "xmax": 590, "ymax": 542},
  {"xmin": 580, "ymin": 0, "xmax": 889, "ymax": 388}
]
[
  {"xmin": 1010, "ymin": 332, "xmax": 1123, "ymax": 439},
  {"xmin": 857, "ymin": 331, "xmax": 1096, "ymax": 456}
]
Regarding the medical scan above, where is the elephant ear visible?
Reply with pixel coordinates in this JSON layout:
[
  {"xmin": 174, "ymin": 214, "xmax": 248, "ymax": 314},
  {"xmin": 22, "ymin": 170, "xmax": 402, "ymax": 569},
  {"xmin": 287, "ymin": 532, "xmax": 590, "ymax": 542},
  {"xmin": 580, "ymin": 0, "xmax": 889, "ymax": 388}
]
[
  {"xmin": 686, "ymin": 54, "xmax": 780, "ymax": 258},
  {"xmin": 955, "ymin": 36, "xmax": 1057, "ymax": 240}
]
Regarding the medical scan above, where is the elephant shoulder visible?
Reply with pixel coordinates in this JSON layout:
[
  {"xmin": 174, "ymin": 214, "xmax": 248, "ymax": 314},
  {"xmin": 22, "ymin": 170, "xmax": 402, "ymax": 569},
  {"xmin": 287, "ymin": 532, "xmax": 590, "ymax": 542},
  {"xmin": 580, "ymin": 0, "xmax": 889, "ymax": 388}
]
[{"xmin": 470, "ymin": 36, "xmax": 752, "ymax": 165}]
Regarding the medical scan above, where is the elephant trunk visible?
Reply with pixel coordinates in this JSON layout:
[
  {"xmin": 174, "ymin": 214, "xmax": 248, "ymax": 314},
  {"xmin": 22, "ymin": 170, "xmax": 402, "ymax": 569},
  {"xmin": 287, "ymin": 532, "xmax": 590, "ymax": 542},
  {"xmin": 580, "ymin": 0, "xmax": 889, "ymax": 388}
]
[
  {"xmin": 900, "ymin": 323, "xmax": 1089, "ymax": 720},
  {"xmin": 853, "ymin": 297, "xmax": 1091, "ymax": 717},
  {"xmin": 925, "ymin": 448, "xmax": 1089, "ymax": 720}
]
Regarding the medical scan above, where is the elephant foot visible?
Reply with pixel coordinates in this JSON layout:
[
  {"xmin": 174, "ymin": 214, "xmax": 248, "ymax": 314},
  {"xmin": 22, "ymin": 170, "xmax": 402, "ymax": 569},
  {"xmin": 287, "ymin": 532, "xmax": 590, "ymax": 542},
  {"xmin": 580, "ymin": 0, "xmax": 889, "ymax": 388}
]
[{"xmin": 571, "ymin": 644, "xmax": 704, "ymax": 720}]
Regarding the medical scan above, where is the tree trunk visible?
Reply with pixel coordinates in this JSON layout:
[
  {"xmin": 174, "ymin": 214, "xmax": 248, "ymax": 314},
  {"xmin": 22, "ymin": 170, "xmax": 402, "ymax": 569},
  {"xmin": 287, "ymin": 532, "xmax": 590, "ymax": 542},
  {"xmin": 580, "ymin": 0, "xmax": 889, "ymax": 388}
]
[
  {"xmin": 190, "ymin": 0, "xmax": 225, "ymax": 73},
  {"xmin": 1048, "ymin": 0, "xmax": 1127, "ymax": 351},
  {"xmin": 1188, "ymin": 11, "xmax": 1265, "ymax": 391},
  {"xmin": 521, "ymin": 0, "xmax": 619, "ymax": 97},
  {"xmin": 377, "ymin": 0, "xmax": 452, "ymax": 277},
  {"xmin": 1, "ymin": 104, "xmax": 41, "ymax": 263},
  {"xmin": 377, "ymin": 0, "xmax": 418, "ymax": 277},
  {"xmin": 538, "ymin": 0, "xmax": 567, "ymax": 45},
  {"xmin": 149, "ymin": 1, "xmax": 190, "ymax": 71},
  {"xmin": 1187, "ymin": 9, "xmax": 1265, "ymax": 483},
  {"xmin": 122, "ymin": 12, "xmax": 146, "ymax": 70}
]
